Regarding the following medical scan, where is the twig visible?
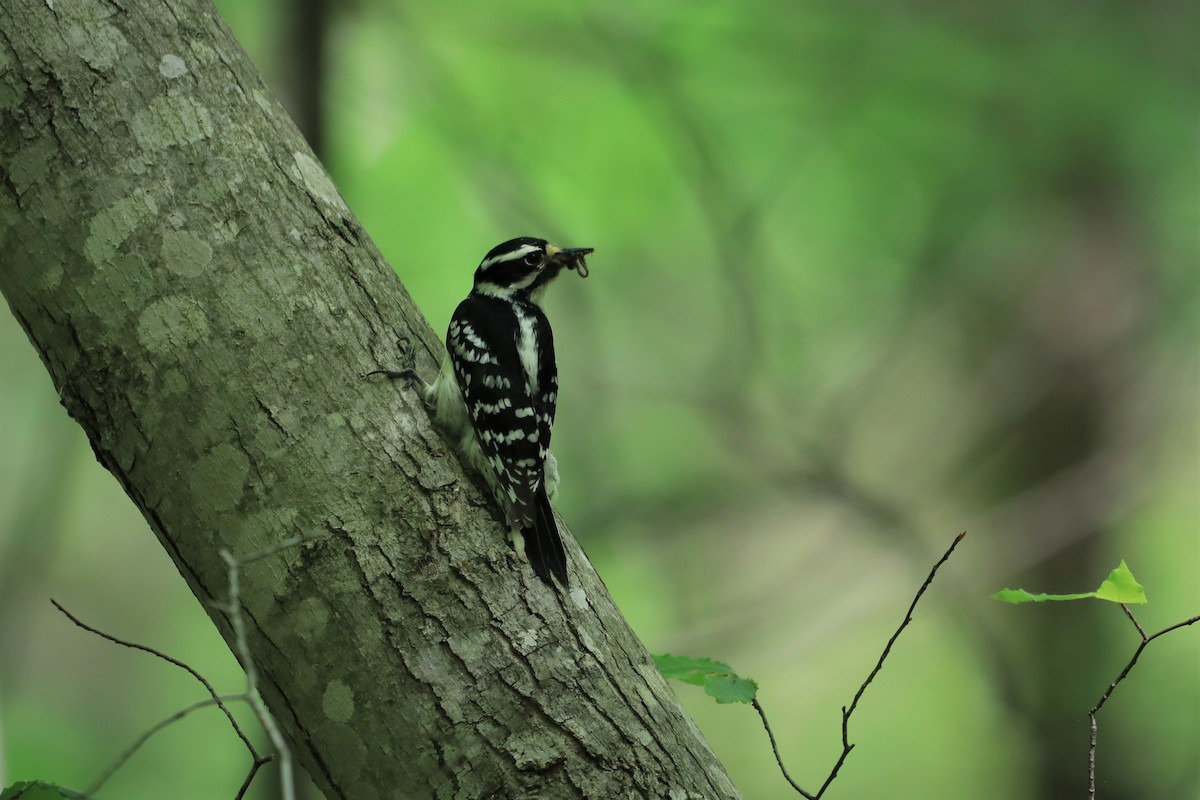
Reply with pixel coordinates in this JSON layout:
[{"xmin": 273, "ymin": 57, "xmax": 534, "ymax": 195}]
[
  {"xmin": 235, "ymin": 758, "xmax": 272, "ymax": 800},
  {"xmin": 50, "ymin": 599, "xmax": 262, "ymax": 758},
  {"xmin": 212, "ymin": 529, "xmax": 326, "ymax": 800},
  {"xmin": 53, "ymin": 599, "xmax": 274, "ymax": 796},
  {"xmin": 757, "ymin": 532, "xmax": 966, "ymax": 798},
  {"xmin": 1118, "ymin": 602, "xmax": 1147, "ymax": 639},
  {"xmin": 53, "ymin": 529, "xmax": 324, "ymax": 799},
  {"xmin": 83, "ymin": 694, "xmax": 243, "ymax": 795},
  {"xmin": 218, "ymin": 546, "xmax": 294, "ymax": 800},
  {"xmin": 752, "ymin": 698, "xmax": 808, "ymax": 796},
  {"xmin": 815, "ymin": 532, "xmax": 966, "ymax": 798},
  {"xmin": 1088, "ymin": 608, "xmax": 1200, "ymax": 800},
  {"xmin": 234, "ymin": 530, "xmax": 325, "ymax": 567}
]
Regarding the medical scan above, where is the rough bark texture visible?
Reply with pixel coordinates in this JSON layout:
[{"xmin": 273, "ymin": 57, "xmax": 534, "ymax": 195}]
[{"xmin": 0, "ymin": 1, "xmax": 740, "ymax": 797}]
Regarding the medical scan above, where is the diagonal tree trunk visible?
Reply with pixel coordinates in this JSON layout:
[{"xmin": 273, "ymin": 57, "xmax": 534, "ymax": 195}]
[{"xmin": 0, "ymin": 0, "xmax": 740, "ymax": 796}]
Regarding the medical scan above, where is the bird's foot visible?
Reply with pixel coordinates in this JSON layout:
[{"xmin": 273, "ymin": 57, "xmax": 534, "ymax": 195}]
[{"xmin": 365, "ymin": 337, "xmax": 422, "ymax": 389}]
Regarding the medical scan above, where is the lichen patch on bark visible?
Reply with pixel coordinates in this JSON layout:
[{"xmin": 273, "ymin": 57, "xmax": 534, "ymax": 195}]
[
  {"xmin": 137, "ymin": 295, "xmax": 211, "ymax": 350},
  {"xmin": 159, "ymin": 53, "xmax": 188, "ymax": 79},
  {"xmin": 161, "ymin": 229, "xmax": 213, "ymax": 277},
  {"xmin": 131, "ymin": 95, "xmax": 214, "ymax": 148},
  {"xmin": 323, "ymin": 679, "xmax": 356, "ymax": 723},
  {"xmin": 86, "ymin": 190, "xmax": 158, "ymax": 266},
  {"xmin": 292, "ymin": 151, "xmax": 347, "ymax": 212},
  {"xmin": 189, "ymin": 441, "xmax": 250, "ymax": 512}
]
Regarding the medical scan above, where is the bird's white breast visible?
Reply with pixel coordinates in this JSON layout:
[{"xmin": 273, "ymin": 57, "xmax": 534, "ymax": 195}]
[{"xmin": 514, "ymin": 306, "xmax": 539, "ymax": 394}]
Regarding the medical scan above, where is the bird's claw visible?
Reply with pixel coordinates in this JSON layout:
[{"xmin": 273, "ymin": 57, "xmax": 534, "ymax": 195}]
[{"xmin": 365, "ymin": 337, "xmax": 422, "ymax": 388}]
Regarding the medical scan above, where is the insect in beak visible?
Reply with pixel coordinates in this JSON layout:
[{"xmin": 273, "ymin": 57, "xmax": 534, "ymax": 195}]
[{"xmin": 552, "ymin": 247, "xmax": 594, "ymax": 278}]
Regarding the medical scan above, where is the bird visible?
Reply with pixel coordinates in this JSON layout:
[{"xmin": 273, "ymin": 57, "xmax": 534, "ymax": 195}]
[{"xmin": 370, "ymin": 237, "xmax": 592, "ymax": 585}]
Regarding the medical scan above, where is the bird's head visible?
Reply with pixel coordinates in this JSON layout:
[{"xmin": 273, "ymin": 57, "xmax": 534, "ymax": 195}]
[{"xmin": 472, "ymin": 237, "xmax": 593, "ymax": 303}]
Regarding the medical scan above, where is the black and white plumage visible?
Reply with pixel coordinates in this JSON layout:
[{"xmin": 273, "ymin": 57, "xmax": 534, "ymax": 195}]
[{"xmin": 423, "ymin": 237, "xmax": 591, "ymax": 585}]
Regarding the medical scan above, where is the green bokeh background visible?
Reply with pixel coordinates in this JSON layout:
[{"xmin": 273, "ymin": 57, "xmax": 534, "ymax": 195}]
[{"xmin": 2, "ymin": 1, "xmax": 1197, "ymax": 798}]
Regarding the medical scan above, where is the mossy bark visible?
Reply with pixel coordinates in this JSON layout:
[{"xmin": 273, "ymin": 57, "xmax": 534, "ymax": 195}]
[{"xmin": 0, "ymin": 0, "xmax": 740, "ymax": 797}]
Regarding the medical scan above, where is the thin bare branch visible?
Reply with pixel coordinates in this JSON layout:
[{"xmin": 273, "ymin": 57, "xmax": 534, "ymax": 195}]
[
  {"xmin": 235, "ymin": 529, "xmax": 326, "ymax": 566},
  {"xmin": 758, "ymin": 532, "xmax": 966, "ymax": 797},
  {"xmin": 218, "ymin": 537, "xmax": 313, "ymax": 800},
  {"xmin": 1119, "ymin": 602, "xmax": 1147, "ymax": 639},
  {"xmin": 235, "ymin": 758, "xmax": 272, "ymax": 800},
  {"xmin": 50, "ymin": 598, "xmax": 262, "ymax": 759},
  {"xmin": 1095, "ymin": 611, "xmax": 1200, "ymax": 717},
  {"xmin": 851, "ymin": 531, "xmax": 967, "ymax": 720},
  {"xmin": 54, "ymin": 530, "xmax": 326, "ymax": 799},
  {"xmin": 1088, "ymin": 610, "xmax": 1200, "ymax": 800},
  {"xmin": 752, "ymin": 697, "xmax": 813, "ymax": 799},
  {"xmin": 84, "ymin": 694, "xmax": 243, "ymax": 796}
]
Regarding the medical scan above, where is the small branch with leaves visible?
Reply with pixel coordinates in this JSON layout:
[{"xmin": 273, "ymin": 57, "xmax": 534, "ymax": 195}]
[
  {"xmin": 994, "ymin": 560, "xmax": 1199, "ymax": 799},
  {"xmin": 655, "ymin": 531, "xmax": 967, "ymax": 798},
  {"xmin": 3, "ymin": 531, "xmax": 325, "ymax": 800}
]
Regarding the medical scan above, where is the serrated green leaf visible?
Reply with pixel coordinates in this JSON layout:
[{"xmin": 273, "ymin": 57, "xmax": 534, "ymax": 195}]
[
  {"xmin": 1093, "ymin": 560, "xmax": 1147, "ymax": 604},
  {"xmin": 652, "ymin": 653, "xmax": 758, "ymax": 704},
  {"xmin": 992, "ymin": 588, "xmax": 1097, "ymax": 603},
  {"xmin": 652, "ymin": 654, "xmax": 734, "ymax": 685},
  {"xmin": 704, "ymin": 675, "xmax": 759, "ymax": 704},
  {"xmin": 1, "ymin": 781, "xmax": 90, "ymax": 800}
]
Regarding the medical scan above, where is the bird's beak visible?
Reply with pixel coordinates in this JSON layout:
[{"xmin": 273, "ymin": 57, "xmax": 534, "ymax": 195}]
[{"xmin": 550, "ymin": 246, "xmax": 594, "ymax": 277}]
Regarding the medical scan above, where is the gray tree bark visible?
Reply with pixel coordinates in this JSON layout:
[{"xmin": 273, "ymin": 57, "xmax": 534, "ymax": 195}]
[{"xmin": 0, "ymin": 1, "xmax": 741, "ymax": 797}]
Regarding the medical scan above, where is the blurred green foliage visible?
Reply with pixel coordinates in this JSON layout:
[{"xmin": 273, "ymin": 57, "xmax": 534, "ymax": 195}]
[{"xmin": 2, "ymin": 1, "xmax": 1196, "ymax": 799}]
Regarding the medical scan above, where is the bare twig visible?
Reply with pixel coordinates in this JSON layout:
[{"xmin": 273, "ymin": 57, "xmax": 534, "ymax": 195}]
[
  {"xmin": 815, "ymin": 532, "xmax": 966, "ymax": 798},
  {"xmin": 212, "ymin": 530, "xmax": 326, "ymax": 800},
  {"xmin": 757, "ymin": 532, "xmax": 966, "ymax": 798},
  {"xmin": 53, "ymin": 529, "xmax": 324, "ymax": 799},
  {"xmin": 218, "ymin": 546, "xmax": 296, "ymax": 800},
  {"xmin": 1118, "ymin": 602, "xmax": 1147, "ymax": 639},
  {"xmin": 235, "ymin": 758, "xmax": 272, "ymax": 800},
  {"xmin": 83, "ymin": 694, "xmax": 244, "ymax": 795},
  {"xmin": 752, "ymin": 698, "xmax": 808, "ymax": 796},
  {"xmin": 50, "ymin": 599, "xmax": 262, "ymax": 758},
  {"xmin": 233, "ymin": 530, "xmax": 324, "ymax": 567},
  {"xmin": 1088, "ymin": 608, "xmax": 1200, "ymax": 800}
]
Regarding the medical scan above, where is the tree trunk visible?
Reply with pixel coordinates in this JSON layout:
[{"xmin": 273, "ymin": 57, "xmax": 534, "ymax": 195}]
[{"xmin": 0, "ymin": 1, "xmax": 740, "ymax": 797}]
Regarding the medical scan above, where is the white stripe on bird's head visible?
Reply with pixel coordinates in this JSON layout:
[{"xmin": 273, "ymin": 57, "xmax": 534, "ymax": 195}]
[{"xmin": 477, "ymin": 240, "xmax": 547, "ymax": 271}]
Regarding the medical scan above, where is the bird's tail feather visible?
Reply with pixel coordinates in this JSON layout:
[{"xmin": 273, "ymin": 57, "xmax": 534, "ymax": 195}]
[{"xmin": 525, "ymin": 489, "xmax": 568, "ymax": 586}]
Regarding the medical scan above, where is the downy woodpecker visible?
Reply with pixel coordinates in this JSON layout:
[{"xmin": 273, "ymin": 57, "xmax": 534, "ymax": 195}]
[{"xmin": 373, "ymin": 238, "xmax": 592, "ymax": 585}]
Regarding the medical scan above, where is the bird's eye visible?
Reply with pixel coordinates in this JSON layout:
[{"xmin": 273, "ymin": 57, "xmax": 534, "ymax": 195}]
[{"xmin": 523, "ymin": 253, "xmax": 542, "ymax": 267}]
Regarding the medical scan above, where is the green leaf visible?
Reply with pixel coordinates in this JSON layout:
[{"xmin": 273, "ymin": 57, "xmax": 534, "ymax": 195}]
[
  {"xmin": 652, "ymin": 653, "xmax": 758, "ymax": 704},
  {"xmin": 652, "ymin": 654, "xmax": 733, "ymax": 686},
  {"xmin": 1093, "ymin": 560, "xmax": 1147, "ymax": 604},
  {"xmin": 992, "ymin": 588, "xmax": 1097, "ymax": 603},
  {"xmin": 703, "ymin": 675, "xmax": 759, "ymax": 704},
  {"xmin": 1, "ymin": 782, "xmax": 90, "ymax": 800},
  {"xmin": 993, "ymin": 560, "xmax": 1149, "ymax": 605}
]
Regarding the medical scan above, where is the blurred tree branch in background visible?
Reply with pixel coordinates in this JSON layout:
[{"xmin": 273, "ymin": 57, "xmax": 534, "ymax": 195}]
[{"xmin": 280, "ymin": 0, "xmax": 329, "ymax": 158}]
